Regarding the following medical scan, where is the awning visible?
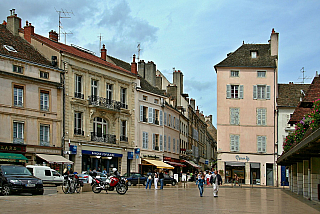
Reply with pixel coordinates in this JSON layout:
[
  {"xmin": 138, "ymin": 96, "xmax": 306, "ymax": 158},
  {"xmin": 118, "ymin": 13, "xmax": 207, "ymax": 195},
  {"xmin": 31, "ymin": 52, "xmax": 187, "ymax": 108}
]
[
  {"xmin": 36, "ymin": 154, "xmax": 73, "ymax": 164},
  {"xmin": 183, "ymin": 160, "xmax": 201, "ymax": 168},
  {"xmin": 0, "ymin": 153, "xmax": 28, "ymax": 163},
  {"xmin": 225, "ymin": 162, "xmax": 246, "ymax": 167},
  {"xmin": 165, "ymin": 161, "xmax": 186, "ymax": 167},
  {"xmin": 143, "ymin": 159, "xmax": 174, "ymax": 169}
]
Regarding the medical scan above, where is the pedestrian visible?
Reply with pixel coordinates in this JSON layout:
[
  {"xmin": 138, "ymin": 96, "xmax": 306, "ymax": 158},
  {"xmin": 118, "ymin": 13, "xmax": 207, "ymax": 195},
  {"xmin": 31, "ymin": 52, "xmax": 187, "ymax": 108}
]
[
  {"xmin": 196, "ymin": 174, "xmax": 205, "ymax": 197},
  {"xmin": 145, "ymin": 169, "xmax": 152, "ymax": 189},
  {"xmin": 210, "ymin": 170, "xmax": 222, "ymax": 197},
  {"xmin": 234, "ymin": 174, "xmax": 240, "ymax": 186},
  {"xmin": 102, "ymin": 168, "xmax": 107, "ymax": 175},
  {"xmin": 159, "ymin": 169, "xmax": 164, "ymax": 189},
  {"xmin": 154, "ymin": 170, "xmax": 159, "ymax": 190},
  {"xmin": 206, "ymin": 171, "xmax": 211, "ymax": 186}
]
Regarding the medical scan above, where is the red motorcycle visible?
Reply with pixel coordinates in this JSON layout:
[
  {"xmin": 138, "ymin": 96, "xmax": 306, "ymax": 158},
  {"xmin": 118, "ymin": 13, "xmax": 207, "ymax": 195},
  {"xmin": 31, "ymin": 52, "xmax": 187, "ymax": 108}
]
[{"xmin": 92, "ymin": 175, "xmax": 127, "ymax": 195}]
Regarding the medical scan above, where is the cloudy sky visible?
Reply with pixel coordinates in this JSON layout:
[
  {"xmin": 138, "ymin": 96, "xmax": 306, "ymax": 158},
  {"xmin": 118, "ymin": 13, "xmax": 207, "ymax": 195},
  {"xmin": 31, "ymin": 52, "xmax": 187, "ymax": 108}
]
[{"xmin": 2, "ymin": 1, "xmax": 320, "ymax": 126}]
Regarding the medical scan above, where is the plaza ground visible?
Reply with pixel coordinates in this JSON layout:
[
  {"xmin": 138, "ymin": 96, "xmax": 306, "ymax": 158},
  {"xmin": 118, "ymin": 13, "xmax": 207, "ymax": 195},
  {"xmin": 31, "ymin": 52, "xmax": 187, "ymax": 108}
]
[{"xmin": 0, "ymin": 183, "xmax": 319, "ymax": 214}]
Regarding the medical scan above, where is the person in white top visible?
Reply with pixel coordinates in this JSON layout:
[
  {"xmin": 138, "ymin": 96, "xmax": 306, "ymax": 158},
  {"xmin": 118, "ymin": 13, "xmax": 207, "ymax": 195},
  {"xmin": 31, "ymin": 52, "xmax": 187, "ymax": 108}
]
[
  {"xmin": 205, "ymin": 172, "xmax": 211, "ymax": 186},
  {"xmin": 154, "ymin": 171, "xmax": 159, "ymax": 190},
  {"xmin": 210, "ymin": 171, "xmax": 222, "ymax": 197}
]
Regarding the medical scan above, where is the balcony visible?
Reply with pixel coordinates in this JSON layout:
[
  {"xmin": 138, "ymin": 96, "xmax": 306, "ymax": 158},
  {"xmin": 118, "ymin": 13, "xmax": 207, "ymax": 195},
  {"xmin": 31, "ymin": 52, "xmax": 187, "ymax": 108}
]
[
  {"xmin": 74, "ymin": 128, "xmax": 84, "ymax": 136},
  {"xmin": 13, "ymin": 137, "xmax": 24, "ymax": 144},
  {"xmin": 120, "ymin": 135, "xmax": 128, "ymax": 142},
  {"xmin": 91, "ymin": 132, "xmax": 116, "ymax": 144},
  {"xmin": 74, "ymin": 92, "xmax": 84, "ymax": 99},
  {"xmin": 40, "ymin": 141, "xmax": 50, "ymax": 147},
  {"xmin": 88, "ymin": 96, "xmax": 121, "ymax": 111}
]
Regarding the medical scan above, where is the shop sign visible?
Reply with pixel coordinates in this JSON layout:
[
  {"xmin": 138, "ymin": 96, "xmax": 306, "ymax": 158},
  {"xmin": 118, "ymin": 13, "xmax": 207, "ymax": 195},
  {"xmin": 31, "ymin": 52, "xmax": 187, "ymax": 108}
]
[
  {"xmin": 235, "ymin": 155, "xmax": 250, "ymax": 162},
  {"xmin": 82, "ymin": 150, "xmax": 123, "ymax": 158},
  {"xmin": 0, "ymin": 143, "xmax": 26, "ymax": 153},
  {"xmin": 142, "ymin": 154, "xmax": 159, "ymax": 159},
  {"xmin": 127, "ymin": 152, "xmax": 133, "ymax": 160},
  {"xmin": 35, "ymin": 148, "xmax": 61, "ymax": 154},
  {"xmin": 163, "ymin": 157, "xmax": 171, "ymax": 161},
  {"xmin": 134, "ymin": 148, "xmax": 140, "ymax": 154},
  {"xmin": 70, "ymin": 145, "xmax": 77, "ymax": 155}
]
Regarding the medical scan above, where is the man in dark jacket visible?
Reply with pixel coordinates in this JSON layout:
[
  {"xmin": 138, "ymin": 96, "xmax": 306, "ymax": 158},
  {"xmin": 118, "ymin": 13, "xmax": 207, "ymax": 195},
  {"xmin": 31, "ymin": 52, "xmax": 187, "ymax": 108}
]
[
  {"xmin": 210, "ymin": 170, "xmax": 222, "ymax": 197},
  {"xmin": 159, "ymin": 170, "xmax": 164, "ymax": 189}
]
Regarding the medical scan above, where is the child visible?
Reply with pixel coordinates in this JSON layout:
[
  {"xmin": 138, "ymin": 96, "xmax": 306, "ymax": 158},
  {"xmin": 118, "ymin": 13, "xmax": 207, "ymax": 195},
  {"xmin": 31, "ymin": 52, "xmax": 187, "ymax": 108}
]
[{"xmin": 197, "ymin": 174, "xmax": 205, "ymax": 197}]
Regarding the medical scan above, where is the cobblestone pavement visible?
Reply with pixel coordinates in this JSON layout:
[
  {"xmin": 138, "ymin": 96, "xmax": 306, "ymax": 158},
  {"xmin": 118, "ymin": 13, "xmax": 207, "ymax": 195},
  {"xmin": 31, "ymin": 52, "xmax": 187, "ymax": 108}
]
[{"xmin": 0, "ymin": 183, "xmax": 319, "ymax": 214}]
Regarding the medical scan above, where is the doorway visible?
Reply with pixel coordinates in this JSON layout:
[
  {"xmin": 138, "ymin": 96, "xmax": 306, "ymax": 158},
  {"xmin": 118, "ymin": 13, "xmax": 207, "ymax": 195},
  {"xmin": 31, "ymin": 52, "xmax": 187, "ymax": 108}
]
[{"xmin": 266, "ymin": 163, "xmax": 273, "ymax": 186}]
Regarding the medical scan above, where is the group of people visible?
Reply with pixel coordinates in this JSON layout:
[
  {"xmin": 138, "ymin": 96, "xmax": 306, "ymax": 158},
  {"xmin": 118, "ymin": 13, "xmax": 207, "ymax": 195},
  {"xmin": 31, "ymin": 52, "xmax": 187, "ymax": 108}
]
[
  {"xmin": 145, "ymin": 169, "xmax": 165, "ymax": 190},
  {"xmin": 196, "ymin": 170, "xmax": 222, "ymax": 197}
]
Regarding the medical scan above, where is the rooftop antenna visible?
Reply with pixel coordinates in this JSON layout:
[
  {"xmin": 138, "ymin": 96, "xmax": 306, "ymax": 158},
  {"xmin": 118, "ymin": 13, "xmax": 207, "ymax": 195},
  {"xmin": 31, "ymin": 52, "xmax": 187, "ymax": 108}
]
[
  {"xmin": 61, "ymin": 31, "xmax": 73, "ymax": 44},
  {"xmin": 298, "ymin": 67, "xmax": 312, "ymax": 83},
  {"xmin": 137, "ymin": 43, "xmax": 142, "ymax": 61},
  {"xmin": 55, "ymin": 8, "xmax": 74, "ymax": 41},
  {"xmin": 98, "ymin": 33, "xmax": 103, "ymax": 53}
]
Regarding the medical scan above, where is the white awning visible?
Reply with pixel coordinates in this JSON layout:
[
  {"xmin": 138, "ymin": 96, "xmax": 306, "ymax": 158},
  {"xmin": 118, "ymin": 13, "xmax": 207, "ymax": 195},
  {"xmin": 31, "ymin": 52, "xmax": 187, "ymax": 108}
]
[
  {"xmin": 183, "ymin": 160, "xmax": 201, "ymax": 168},
  {"xmin": 36, "ymin": 154, "xmax": 73, "ymax": 164}
]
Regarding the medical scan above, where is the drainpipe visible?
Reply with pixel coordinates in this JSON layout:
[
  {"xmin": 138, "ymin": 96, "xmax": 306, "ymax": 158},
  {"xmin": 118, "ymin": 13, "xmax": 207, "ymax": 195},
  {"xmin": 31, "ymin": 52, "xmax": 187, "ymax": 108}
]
[
  {"xmin": 274, "ymin": 66, "xmax": 278, "ymax": 187},
  {"xmin": 61, "ymin": 61, "xmax": 66, "ymax": 157}
]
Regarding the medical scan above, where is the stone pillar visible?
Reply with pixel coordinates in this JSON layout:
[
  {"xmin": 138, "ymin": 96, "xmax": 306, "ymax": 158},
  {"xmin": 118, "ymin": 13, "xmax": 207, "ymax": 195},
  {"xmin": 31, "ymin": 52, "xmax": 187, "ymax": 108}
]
[
  {"xmin": 297, "ymin": 162, "xmax": 303, "ymax": 195},
  {"xmin": 292, "ymin": 163, "xmax": 297, "ymax": 193},
  {"xmin": 245, "ymin": 162, "xmax": 250, "ymax": 184},
  {"xmin": 289, "ymin": 166, "xmax": 293, "ymax": 191},
  {"xmin": 310, "ymin": 157, "xmax": 320, "ymax": 201},
  {"xmin": 303, "ymin": 160, "xmax": 309, "ymax": 198}
]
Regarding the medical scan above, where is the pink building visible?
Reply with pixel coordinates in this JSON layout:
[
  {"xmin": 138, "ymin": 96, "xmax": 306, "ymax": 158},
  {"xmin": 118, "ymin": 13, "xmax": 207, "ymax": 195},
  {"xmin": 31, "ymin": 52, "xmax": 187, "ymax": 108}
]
[{"xmin": 214, "ymin": 29, "xmax": 279, "ymax": 186}]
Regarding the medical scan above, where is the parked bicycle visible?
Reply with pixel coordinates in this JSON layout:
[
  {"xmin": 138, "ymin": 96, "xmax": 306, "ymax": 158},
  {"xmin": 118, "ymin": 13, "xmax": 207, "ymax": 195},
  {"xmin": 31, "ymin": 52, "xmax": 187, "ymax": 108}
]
[{"xmin": 62, "ymin": 172, "xmax": 83, "ymax": 194}]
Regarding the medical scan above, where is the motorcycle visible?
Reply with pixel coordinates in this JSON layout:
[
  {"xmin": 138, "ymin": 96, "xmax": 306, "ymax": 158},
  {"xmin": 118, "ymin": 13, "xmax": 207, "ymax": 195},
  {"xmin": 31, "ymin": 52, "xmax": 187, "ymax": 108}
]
[{"xmin": 92, "ymin": 174, "xmax": 127, "ymax": 195}]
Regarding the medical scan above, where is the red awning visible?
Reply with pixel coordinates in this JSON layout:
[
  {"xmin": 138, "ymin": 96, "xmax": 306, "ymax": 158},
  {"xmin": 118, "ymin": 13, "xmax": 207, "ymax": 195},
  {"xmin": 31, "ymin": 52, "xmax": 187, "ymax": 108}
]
[{"xmin": 165, "ymin": 161, "xmax": 186, "ymax": 167}]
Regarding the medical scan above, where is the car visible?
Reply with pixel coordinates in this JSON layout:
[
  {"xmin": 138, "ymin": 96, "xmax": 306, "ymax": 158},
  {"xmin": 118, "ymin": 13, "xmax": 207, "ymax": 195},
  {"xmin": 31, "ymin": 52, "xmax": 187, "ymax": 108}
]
[
  {"xmin": 158, "ymin": 174, "xmax": 177, "ymax": 186},
  {"xmin": 26, "ymin": 165, "xmax": 63, "ymax": 186},
  {"xmin": 0, "ymin": 165, "xmax": 44, "ymax": 195},
  {"xmin": 122, "ymin": 172, "xmax": 147, "ymax": 186},
  {"xmin": 78, "ymin": 171, "xmax": 107, "ymax": 184}
]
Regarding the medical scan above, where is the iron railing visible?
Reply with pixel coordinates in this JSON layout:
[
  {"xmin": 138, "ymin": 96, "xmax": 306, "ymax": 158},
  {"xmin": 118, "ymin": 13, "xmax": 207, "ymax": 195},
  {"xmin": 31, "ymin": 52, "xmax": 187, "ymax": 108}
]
[
  {"xmin": 88, "ymin": 96, "xmax": 121, "ymax": 111},
  {"xmin": 91, "ymin": 132, "xmax": 116, "ymax": 144}
]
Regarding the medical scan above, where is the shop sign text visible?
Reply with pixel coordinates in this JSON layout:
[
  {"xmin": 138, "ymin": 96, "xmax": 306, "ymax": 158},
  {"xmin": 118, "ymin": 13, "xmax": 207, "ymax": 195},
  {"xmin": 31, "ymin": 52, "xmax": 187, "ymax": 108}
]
[{"xmin": 235, "ymin": 155, "xmax": 250, "ymax": 162}]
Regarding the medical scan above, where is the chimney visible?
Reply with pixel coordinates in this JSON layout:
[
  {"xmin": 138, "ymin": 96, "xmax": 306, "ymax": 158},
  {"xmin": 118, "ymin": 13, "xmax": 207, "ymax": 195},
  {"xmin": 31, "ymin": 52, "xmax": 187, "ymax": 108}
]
[
  {"xmin": 190, "ymin": 98, "xmax": 195, "ymax": 110},
  {"xmin": 270, "ymin": 28, "xmax": 279, "ymax": 56},
  {"xmin": 145, "ymin": 61, "xmax": 156, "ymax": 86},
  {"xmin": 101, "ymin": 44, "xmax": 107, "ymax": 60},
  {"xmin": 138, "ymin": 60, "xmax": 145, "ymax": 78},
  {"xmin": 131, "ymin": 54, "xmax": 137, "ymax": 74},
  {"xmin": 49, "ymin": 30, "xmax": 58, "ymax": 42},
  {"xmin": 156, "ymin": 75, "xmax": 162, "ymax": 89},
  {"xmin": 6, "ymin": 9, "xmax": 21, "ymax": 36},
  {"xmin": 24, "ymin": 21, "xmax": 34, "ymax": 43},
  {"xmin": 196, "ymin": 106, "xmax": 199, "ymax": 116}
]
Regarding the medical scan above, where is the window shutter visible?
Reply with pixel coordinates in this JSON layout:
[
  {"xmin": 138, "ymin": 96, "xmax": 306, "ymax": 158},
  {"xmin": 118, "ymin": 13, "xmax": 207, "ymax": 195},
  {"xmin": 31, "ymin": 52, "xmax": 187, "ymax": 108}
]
[
  {"xmin": 257, "ymin": 109, "xmax": 261, "ymax": 125},
  {"xmin": 140, "ymin": 105, "xmax": 143, "ymax": 122},
  {"xmin": 226, "ymin": 85, "xmax": 231, "ymax": 98},
  {"xmin": 266, "ymin": 85, "xmax": 271, "ymax": 99},
  {"xmin": 230, "ymin": 135, "xmax": 235, "ymax": 151},
  {"xmin": 148, "ymin": 107, "xmax": 153, "ymax": 123},
  {"xmin": 153, "ymin": 108, "xmax": 155, "ymax": 124},
  {"xmin": 253, "ymin": 85, "xmax": 257, "ymax": 99},
  {"xmin": 164, "ymin": 135, "xmax": 167, "ymax": 151},
  {"xmin": 235, "ymin": 108, "xmax": 239, "ymax": 125},
  {"xmin": 143, "ymin": 132, "xmax": 146, "ymax": 148},
  {"xmin": 146, "ymin": 132, "xmax": 148, "ymax": 148},
  {"xmin": 160, "ymin": 135, "xmax": 163, "ymax": 151},
  {"xmin": 164, "ymin": 112, "xmax": 167, "ymax": 125},
  {"xmin": 257, "ymin": 136, "xmax": 262, "ymax": 152},
  {"xmin": 262, "ymin": 109, "xmax": 266, "ymax": 125},
  {"xmin": 168, "ymin": 136, "xmax": 171, "ymax": 151},
  {"xmin": 152, "ymin": 133, "xmax": 155, "ymax": 150},
  {"xmin": 160, "ymin": 110, "xmax": 163, "ymax": 126},
  {"xmin": 262, "ymin": 136, "xmax": 266, "ymax": 152},
  {"xmin": 234, "ymin": 135, "xmax": 239, "ymax": 151},
  {"xmin": 230, "ymin": 108, "xmax": 235, "ymax": 125},
  {"xmin": 239, "ymin": 85, "xmax": 244, "ymax": 99}
]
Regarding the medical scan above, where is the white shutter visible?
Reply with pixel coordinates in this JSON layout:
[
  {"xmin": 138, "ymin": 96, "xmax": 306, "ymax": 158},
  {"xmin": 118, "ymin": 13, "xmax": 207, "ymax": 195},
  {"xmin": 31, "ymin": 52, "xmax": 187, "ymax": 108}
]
[
  {"xmin": 230, "ymin": 135, "xmax": 235, "ymax": 151},
  {"xmin": 148, "ymin": 107, "xmax": 153, "ymax": 123},
  {"xmin": 235, "ymin": 135, "xmax": 239, "ymax": 151},
  {"xmin": 160, "ymin": 135, "xmax": 163, "ymax": 151},
  {"xmin": 153, "ymin": 108, "xmax": 155, "ymax": 124},
  {"xmin": 160, "ymin": 110, "xmax": 163, "ymax": 126},
  {"xmin": 143, "ymin": 132, "xmax": 146, "ymax": 148},
  {"xmin": 164, "ymin": 112, "xmax": 167, "ymax": 125},
  {"xmin": 253, "ymin": 85, "xmax": 257, "ymax": 99},
  {"xmin": 257, "ymin": 136, "xmax": 262, "ymax": 152},
  {"xmin": 239, "ymin": 85, "xmax": 244, "ymax": 99},
  {"xmin": 230, "ymin": 108, "xmax": 235, "ymax": 124},
  {"xmin": 173, "ymin": 138, "xmax": 175, "ymax": 152},
  {"xmin": 266, "ymin": 85, "xmax": 271, "ymax": 99},
  {"xmin": 226, "ymin": 85, "xmax": 231, "ymax": 98},
  {"xmin": 146, "ymin": 132, "xmax": 148, "ymax": 149},
  {"xmin": 262, "ymin": 109, "xmax": 266, "ymax": 125},
  {"xmin": 257, "ymin": 109, "xmax": 261, "ymax": 125},
  {"xmin": 152, "ymin": 133, "xmax": 155, "ymax": 150},
  {"xmin": 164, "ymin": 135, "xmax": 167, "ymax": 151},
  {"xmin": 140, "ymin": 105, "xmax": 143, "ymax": 122},
  {"xmin": 262, "ymin": 136, "xmax": 266, "ymax": 152},
  {"xmin": 168, "ymin": 136, "xmax": 171, "ymax": 151}
]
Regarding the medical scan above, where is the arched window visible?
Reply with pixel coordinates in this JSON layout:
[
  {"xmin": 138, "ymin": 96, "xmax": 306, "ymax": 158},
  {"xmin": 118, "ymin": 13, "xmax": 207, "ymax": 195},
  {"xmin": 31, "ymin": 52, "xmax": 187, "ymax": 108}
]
[{"xmin": 93, "ymin": 117, "xmax": 108, "ymax": 137}]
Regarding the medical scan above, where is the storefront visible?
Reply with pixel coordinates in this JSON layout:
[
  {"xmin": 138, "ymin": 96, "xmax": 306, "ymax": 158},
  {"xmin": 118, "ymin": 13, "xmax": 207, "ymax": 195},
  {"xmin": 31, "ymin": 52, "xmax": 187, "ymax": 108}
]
[
  {"xmin": 0, "ymin": 142, "xmax": 27, "ymax": 165},
  {"xmin": 225, "ymin": 162, "xmax": 246, "ymax": 184},
  {"xmin": 164, "ymin": 157, "xmax": 186, "ymax": 174},
  {"xmin": 140, "ymin": 157, "xmax": 174, "ymax": 175}
]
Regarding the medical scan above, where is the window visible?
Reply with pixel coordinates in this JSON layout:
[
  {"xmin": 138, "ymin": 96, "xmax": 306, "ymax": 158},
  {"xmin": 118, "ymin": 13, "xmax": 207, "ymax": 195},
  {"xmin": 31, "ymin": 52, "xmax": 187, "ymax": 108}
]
[
  {"xmin": 93, "ymin": 117, "xmax": 108, "ymax": 137},
  {"xmin": 40, "ymin": 124, "xmax": 50, "ymax": 146},
  {"xmin": 257, "ymin": 136, "xmax": 266, "ymax": 153},
  {"xmin": 143, "ymin": 95, "xmax": 147, "ymax": 101},
  {"xmin": 286, "ymin": 114, "xmax": 291, "ymax": 128},
  {"xmin": 40, "ymin": 90, "xmax": 49, "ymax": 111},
  {"xmin": 168, "ymin": 136, "xmax": 171, "ymax": 151},
  {"xmin": 164, "ymin": 112, "xmax": 167, "ymax": 125},
  {"xmin": 193, "ymin": 128, "xmax": 198, "ymax": 141},
  {"xmin": 75, "ymin": 75, "xmax": 83, "ymax": 99},
  {"xmin": 230, "ymin": 134, "xmax": 239, "ymax": 152},
  {"xmin": 160, "ymin": 135, "xmax": 163, "ymax": 151},
  {"xmin": 13, "ymin": 121, "xmax": 24, "ymax": 144},
  {"xmin": 173, "ymin": 138, "xmax": 176, "ymax": 152},
  {"xmin": 251, "ymin": 51, "xmax": 257, "ymax": 58},
  {"xmin": 120, "ymin": 120, "xmax": 127, "ymax": 142},
  {"xmin": 14, "ymin": 85, "xmax": 24, "ymax": 107},
  {"xmin": 154, "ymin": 99, "xmax": 159, "ymax": 104},
  {"xmin": 164, "ymin": 135, "xmax": 167, "ymax": 151},
  {"xmin": 253, "ymin": 85, "xmax": 270, "ymax": 100},
  {"xmin": 4, "ymin": 45, "xmax": 17, "ymax": 52},
  {"xmin": 13, "ymin": 65, "xmax": 23, "ymax": 74},
  {"xmin": 160, "ymin": 111, "xmax": 163, "ymax": 126},
  {"xmin": 106, "ymin": 83, "xmax": 113, "ymax": 103},
  {"xmin": 226, "ymin": 85, "xmax": 243, "ymax": 99},
  {"xmin": 148, "ymin": 107, "xmax": 153, "ymax": 123},
  {"xmin": 142, "ymin": 132, "xmax": 148, "ymax": 149},
  {"xmin": 120, "ymin": 87, "xmax": 127, "ymax": 109},
  {"xmin": 74, "ymin": 112, "xmax": 83, "ymax": 135},
  {"xmin": 257, "ymin": 108, "xmax": 267, "ymax": 125},
  {"xmin": 152, "ymin": 134, "xmax": 159, "ymax": 150},
  {"xmin": 91, "ymin": 79, "xmax": 98, "ymax": 97},
  {"xmin": 257, "ymin": 71, "xmax": 266, "ymax": 78},
  {"xmin": 231, "ymin": 70, "xmax": 239, "ymax": 77},
  {"xmin": 230, "ymin": 108, "xmax": 240, "ymax": 125},
  {"xmin": 40, "ymin": 71, "xmax": 49, "ymax": 79},
  {"xmin": 140, "ymin": 106, "xmax": 148, "ymax": 122}
]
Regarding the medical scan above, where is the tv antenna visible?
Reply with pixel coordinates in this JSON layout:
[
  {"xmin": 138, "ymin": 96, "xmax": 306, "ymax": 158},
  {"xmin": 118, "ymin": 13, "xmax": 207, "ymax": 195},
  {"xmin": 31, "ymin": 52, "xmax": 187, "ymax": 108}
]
[
  {"xmin": 61, "ymin": 31, "xmax": 73, "ymax": 44},
  {"xmin": 137, "ymin": 43, "xmax": 142, "ymax": 61},
  {"xmin": 55, "ymin": 8, "xmax": 74, "ymax": 41},
  {"xmin": 98, "ymin": 33, "xmax": 103, "ymax": 52},
  {"xmin": 298, "ymin": 67, "xmax": 312, "ymax": 83}
]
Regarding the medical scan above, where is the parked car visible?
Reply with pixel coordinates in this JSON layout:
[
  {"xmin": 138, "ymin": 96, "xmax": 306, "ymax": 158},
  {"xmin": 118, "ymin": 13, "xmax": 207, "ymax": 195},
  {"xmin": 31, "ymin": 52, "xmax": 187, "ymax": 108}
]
[
  {"xmin": 78, "ymin": 171, "xmax": 107, "ymax": 184},
  {"xmin": 26, "ymin": 165, "xmax": 63, "ymax": 186},
  {"xmin": 122, "ymin": 172, "xmax": 147, "ymax": 186},
  {"xmin": 158, "ymin": 174, "xmax": 177, "ymax": 186},
  {"xmin": 0, "ymin": 165, "xmax": 44, "ymax": 195}
]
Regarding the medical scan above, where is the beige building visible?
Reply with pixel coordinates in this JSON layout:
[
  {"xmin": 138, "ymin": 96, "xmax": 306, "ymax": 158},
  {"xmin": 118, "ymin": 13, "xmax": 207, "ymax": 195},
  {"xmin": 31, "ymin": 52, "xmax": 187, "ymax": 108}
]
[
  {"xmin": 215, "ymin": 29, "xmax": 279, "ymax": 186},
  {"xmin": 17, "ymin": 12, "xmax": 138, "ymax": 174}
]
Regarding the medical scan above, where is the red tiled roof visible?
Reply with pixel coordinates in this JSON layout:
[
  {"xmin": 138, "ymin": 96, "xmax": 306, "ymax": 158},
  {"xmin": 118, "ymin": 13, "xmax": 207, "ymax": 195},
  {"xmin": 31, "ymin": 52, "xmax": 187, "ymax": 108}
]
[
  {"xmin": 302, "ymin": 76, "xmax": 320, "ymax": 103},
  {"xmin": 277, "ymin": 84, "xmax": 310, "ymax": 107},
  {"xmin": 32, "ymin": 33, "xmax": 135, "ymax": 75}
]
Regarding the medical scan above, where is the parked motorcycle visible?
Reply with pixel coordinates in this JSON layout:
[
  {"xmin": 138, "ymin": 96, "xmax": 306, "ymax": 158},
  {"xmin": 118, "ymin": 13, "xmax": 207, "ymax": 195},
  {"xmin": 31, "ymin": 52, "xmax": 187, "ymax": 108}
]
[{"xmin": 92, "ymin": 175, "xmax": 127, "ymax": 195}]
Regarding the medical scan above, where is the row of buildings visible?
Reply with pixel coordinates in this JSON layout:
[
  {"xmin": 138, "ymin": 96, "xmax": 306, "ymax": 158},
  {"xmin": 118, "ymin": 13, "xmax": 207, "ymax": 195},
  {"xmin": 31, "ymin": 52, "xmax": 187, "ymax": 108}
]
[{"xmin": 0, "ymin": 10, "xmax": 217, "ymax": 175}]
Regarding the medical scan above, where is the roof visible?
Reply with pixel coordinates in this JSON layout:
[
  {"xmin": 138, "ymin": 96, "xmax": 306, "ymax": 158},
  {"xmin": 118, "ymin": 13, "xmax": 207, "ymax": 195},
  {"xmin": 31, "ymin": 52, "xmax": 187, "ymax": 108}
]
[
  {"xmin": 214, "ymin": 44, "xmax": 277, "ymax": 69},
  {"xmin": 0, "ymin": 25, "xmax": 51, "ymax": 66},
  {"xmin": 139, "ymin": 77, "xmax": 166, "ymax": 96},
  {"xmin": 289, "ymin": 76, "xmax": 320, "ymax": 124},
  {"xmin": 31, "ymin": 33, "xmax": 135, "ymax": 75},
  {"xmin": 277, "ymin": 83, "xmax": 310, "ymax": 107},
  {"xmin": 108, "ymin": 55, "xmax": 131, "ymax": 71}
]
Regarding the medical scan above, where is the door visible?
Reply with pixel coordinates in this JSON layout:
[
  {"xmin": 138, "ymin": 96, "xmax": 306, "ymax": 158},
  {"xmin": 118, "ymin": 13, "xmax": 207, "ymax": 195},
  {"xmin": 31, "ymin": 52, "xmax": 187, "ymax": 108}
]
[
  {"xmin": 52, "ymin": 170, "xmax": 63, "ymax": 184},
  {"xmin": 266, "ymin": 163, "xmax": 273, "ymax": 186}
]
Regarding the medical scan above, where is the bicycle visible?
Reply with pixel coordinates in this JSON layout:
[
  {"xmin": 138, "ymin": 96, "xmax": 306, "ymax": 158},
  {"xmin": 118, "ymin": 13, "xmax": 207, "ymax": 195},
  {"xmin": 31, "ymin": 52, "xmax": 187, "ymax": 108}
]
[{"xmin": 62, "ymin": 173, "xmax": 82, "ymax": 194}]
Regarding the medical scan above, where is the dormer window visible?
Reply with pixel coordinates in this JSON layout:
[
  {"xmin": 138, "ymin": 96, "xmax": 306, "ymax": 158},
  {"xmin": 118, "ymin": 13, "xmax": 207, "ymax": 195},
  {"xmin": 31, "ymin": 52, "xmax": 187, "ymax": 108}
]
[
  {"xmin": 4, "ymin": 45, "xmax": 17, "ymax": 52},
  {"xmin": 251, "ymin": 51, "xmax": 257, "ymax": 58}
]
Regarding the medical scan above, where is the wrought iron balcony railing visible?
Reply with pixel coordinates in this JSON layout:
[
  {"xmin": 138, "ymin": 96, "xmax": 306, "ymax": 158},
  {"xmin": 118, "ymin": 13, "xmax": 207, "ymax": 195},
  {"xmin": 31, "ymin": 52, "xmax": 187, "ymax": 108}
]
[
  {"xmin": 88, "ymin": 96, "xmax": 121, "ymax": 111},
  {"xmin": 74, "ymin": 92, "xmax": 84, "ymax": 99},
  {"xmin": 120, "ymin": 135, "xmax": 128, "ymax": 142},
  {"xmin": 40, "ymin": 141, "xmax": 50, "ymax": 147},
  {"xmin": 91, "ymin": 132, "xmax": 116, "ymax": 144},
  {"xmin": 13, "ymin": 137, "xmax": 24, "ymax": 144},
  {"xmin": 120, "ymin": 102, "xmax": 128, "ymax": 109}
]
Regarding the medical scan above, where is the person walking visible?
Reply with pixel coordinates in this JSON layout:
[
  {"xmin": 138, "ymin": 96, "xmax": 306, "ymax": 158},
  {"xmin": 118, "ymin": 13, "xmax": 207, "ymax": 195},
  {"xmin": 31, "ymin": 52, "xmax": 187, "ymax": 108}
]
[
  {"xmin": 210, "ymin": 170, "xmax": 222, "ymax": 197},
  {"xmin": 154, "ymin": 170, "xmax": 159, "ymax": 189},
  {"xmin": 196, "ymin": 174, "xmax": 205, "ymax": 197},
  {"xmin": 206, "ymin": 171, "xmax": 211, "ymax": 186},
  {"xmin": 234, "ymin": 174, "xmax": 240, "ymax": 186},
  {"xmin": 145, "ymin": 170, "xmax": 152, "ymax": 189},
  {"xmin": 159, "ymin": 170, "xmax": 164, "ymax": 189}
]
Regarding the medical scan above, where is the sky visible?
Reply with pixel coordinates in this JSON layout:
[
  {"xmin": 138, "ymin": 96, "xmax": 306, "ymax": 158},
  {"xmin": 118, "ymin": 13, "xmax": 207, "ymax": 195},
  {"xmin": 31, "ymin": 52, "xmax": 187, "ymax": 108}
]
[{"xmin": 2, "ymin": 0, "xmax": 320, "ymax": 127}]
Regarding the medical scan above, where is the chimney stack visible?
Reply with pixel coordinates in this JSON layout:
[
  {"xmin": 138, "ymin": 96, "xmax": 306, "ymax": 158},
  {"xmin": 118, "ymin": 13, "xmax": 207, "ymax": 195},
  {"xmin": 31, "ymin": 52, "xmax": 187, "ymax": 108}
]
[
  {"xmin": 190, "ymin": 98, "xmax": 195, "ymax": 110},
  {"xmin": 131, "ymin": 54, "xmax": 137, "ymax": 74},
  {"xmin": 138, "ymin": 60, "xmax": 145, "ymax": 78},
  {"xmin": 101, "ymin": 44, "xmax": 107, "ymax": 61},
  {"xmin": 49, "ymin": 30, "xmax": 58, "ymax": 42},
  {"xmin": 145, "ymin": 61, "xmax": 156, "ymax": 86},
  {"xmin": 6, "ymin": 9, "xmax": 21, "ymax": 36},
  {"xmin": 24, "ymin": 21, "xmax": 34, "ymax": 43},
  {"xmin": 270, "ymin": 28, "xmax": 279, "ymax": 56}
]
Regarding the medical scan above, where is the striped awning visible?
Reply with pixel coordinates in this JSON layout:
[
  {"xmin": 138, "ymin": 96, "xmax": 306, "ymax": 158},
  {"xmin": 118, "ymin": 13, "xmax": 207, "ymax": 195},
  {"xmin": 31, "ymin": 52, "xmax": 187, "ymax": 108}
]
[
  {"xmin": 36, "ymin": 154, "xmax": 73, "ymax": 164},
  {"xmin": 143, "ymin": 159, "xmax": 174, "ymax": 169}
]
